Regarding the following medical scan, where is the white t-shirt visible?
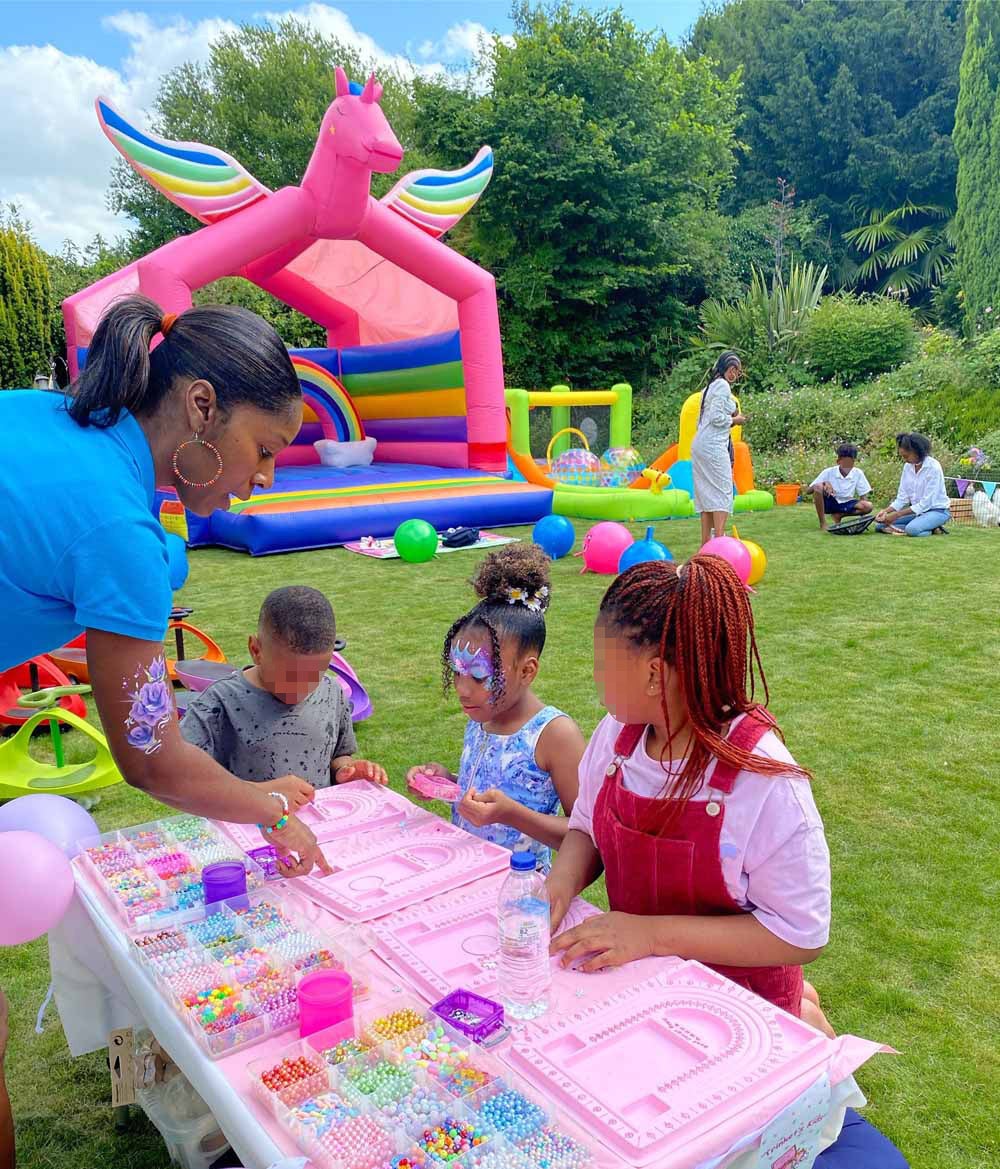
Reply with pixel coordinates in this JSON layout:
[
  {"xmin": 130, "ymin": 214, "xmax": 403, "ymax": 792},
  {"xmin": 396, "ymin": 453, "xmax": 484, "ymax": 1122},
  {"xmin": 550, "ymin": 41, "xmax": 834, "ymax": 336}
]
[
  {"xmin": 568, "ymin": 714, "xmax": 831, "ymax": 949},
  {"xmin": 809, "ymin": 465, "xmax": 872, "ymax": 503}
]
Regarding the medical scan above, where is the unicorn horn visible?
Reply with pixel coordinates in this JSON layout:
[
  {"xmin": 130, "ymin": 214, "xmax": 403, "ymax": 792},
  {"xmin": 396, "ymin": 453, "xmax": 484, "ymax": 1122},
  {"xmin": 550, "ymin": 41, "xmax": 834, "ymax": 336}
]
[{"xmin": 361, "ymin": 73, "xmax": 383, "ymax": 104}]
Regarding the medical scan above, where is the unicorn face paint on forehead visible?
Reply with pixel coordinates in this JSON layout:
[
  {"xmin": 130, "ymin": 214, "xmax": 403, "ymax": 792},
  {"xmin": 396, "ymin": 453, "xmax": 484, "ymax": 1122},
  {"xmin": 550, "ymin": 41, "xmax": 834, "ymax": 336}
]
[{"xmin": 449, "ymin": 641, "xmax": 494, "ymax": 688}]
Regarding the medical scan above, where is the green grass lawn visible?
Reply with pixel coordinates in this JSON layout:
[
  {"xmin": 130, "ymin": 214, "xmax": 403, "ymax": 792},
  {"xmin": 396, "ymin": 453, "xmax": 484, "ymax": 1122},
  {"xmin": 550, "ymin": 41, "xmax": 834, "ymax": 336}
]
[{"xmin": 2, "ymin": 506, "xmax": 997, "ymax": 1169}]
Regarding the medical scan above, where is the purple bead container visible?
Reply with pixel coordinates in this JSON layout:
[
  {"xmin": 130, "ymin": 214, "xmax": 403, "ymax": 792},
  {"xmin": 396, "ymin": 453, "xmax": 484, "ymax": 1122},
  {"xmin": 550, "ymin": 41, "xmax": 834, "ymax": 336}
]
[{"xmin": 202, "ymin": 861, "xmax": 249, "ymax": 912}]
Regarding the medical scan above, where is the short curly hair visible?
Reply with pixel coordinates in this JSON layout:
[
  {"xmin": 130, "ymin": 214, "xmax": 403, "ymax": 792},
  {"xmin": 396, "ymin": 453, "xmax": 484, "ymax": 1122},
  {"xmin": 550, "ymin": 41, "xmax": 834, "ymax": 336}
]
[{"xmin": 259, "ymin": 586, "xmax": 336, "ymax": 654}]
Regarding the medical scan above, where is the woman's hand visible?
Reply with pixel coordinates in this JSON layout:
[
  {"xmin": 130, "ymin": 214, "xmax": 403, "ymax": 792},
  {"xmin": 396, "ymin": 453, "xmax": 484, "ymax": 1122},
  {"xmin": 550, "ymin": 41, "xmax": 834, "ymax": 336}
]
[
  {"xmin": 457, "ymin": 788, "xmax": 515, "ymax": 828},
  {"xmin": 336, "ymin": 760, "xmax": 389, "ymax": 785},
  {"xmin": 732, "ymin": 412, "xmax": 747, "ymax": 425},
  {"xmin": 269, "ymin": 774, "xmax": 318, "ymax": 812},
  {"xmin": 268, "ymin": 815, "xmax": 332, "ymax": 878},
  {"xmin": 549, "ymin": 911, "xmax": 653, "ymax": 973},
  {"xmin": 406, "ymin": 762, "xmax": 456, "ymax": 784},
  {"xmin": 876, "ymin": 508, "xmax": 895, "ymax": 523}
]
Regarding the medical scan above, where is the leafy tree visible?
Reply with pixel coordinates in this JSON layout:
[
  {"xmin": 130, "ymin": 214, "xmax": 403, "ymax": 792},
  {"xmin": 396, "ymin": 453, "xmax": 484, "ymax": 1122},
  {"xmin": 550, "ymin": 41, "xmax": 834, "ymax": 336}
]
[
  {"xmin": 0, "ymin": 207, "xmax": 53, "ymax": 388},
  {"xmin": 689, "ymin": 0, "xmax": 965, "ymax": 274},
  {"xmin": 413, "ymin": 3, "xmax": 742, "ymax": 386},
  {"xmin": 954, "ymin": 0, "xmax": 1000, "ymax": 329}
]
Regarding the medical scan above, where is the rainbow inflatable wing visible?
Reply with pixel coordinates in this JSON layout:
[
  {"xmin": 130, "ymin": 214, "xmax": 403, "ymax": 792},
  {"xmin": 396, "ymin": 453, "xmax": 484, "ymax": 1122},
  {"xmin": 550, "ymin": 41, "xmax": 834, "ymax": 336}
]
[
  {"xmin": 380, "ymin": 147, "xmax": 494, "ymax": 238},
  {"xmin": 96, "ymin": 97, "xmax": 271, "ymax": 224}
]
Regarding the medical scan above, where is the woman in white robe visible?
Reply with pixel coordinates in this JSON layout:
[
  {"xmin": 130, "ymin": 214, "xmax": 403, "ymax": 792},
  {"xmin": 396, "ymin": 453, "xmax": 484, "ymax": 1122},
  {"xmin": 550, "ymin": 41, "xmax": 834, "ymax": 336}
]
[{"xmin": 691, "ymin": 351, "xmax": 747, "ymax": 543}]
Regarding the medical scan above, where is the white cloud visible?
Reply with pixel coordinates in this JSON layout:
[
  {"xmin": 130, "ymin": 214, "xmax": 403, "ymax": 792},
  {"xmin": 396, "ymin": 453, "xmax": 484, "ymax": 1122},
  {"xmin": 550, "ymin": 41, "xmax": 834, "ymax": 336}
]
[
  {"xmin": 416, "ymin": 20, "xmax": 492, "ymax": 63},
  {"xmin": 0, "ymin": 4, "xmax": 471, "ymax": 253}
]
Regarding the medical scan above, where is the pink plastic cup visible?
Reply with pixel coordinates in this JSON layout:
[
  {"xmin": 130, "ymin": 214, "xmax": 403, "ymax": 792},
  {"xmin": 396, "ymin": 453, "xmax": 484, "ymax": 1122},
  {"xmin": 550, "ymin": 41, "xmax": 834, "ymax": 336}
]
[{"xmin": 297, "ymin": 969, "xmax": 354, "ymax": 1039}]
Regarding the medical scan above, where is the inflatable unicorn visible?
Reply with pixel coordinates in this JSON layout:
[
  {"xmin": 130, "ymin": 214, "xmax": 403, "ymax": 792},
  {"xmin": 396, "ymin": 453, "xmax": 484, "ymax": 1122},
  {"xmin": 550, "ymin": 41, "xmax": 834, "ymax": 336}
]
[{"xmin": 65, "ymin": 68, "xmax": 503, "ymax": 423}]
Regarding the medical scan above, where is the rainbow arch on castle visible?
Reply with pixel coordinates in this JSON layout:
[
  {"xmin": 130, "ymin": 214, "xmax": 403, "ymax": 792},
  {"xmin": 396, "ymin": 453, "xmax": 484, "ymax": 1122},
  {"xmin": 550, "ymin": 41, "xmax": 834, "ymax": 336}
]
[{"xmin": 290, "ymin": 354, "xmax": 365, "ymax": 444}]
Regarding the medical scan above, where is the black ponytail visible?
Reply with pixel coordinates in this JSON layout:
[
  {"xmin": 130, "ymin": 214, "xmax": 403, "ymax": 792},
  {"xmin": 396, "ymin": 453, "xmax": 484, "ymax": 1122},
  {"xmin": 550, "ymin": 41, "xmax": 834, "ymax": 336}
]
[{"xmin": 68, "ymin": 294, "xmax": 300, "ymax": 428}]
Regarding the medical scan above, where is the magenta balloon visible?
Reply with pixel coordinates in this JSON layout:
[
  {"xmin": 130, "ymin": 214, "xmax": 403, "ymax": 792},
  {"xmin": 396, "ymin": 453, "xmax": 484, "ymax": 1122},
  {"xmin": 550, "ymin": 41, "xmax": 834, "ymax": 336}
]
[
  {"xmin": 0, "ymin": 831, "xmax": 75, "ymax": 945},
  {"xmin": 582, "ymin": 522, "xmax": 635, "ymax": 574},
  {"xmin": 699, "ymin": 536, "xmax": 752, "ymax": 584},
  {"xmin": 0, "ymin": 794, "xmax": 98, "ymax": 858}
]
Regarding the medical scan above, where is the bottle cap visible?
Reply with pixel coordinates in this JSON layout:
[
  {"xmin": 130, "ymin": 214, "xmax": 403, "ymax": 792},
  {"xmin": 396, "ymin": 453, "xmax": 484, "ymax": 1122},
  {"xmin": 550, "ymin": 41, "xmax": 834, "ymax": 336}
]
[{"xmin": 510, "ymin": 850, "xmax": 536, "ymax": 872}]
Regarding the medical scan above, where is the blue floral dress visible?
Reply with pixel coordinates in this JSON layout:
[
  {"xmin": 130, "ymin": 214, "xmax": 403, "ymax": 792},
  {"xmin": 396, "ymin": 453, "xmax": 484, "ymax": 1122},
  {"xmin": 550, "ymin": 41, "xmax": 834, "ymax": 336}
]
[{"xmin": 450, "ymin": 706, "xmax": 568, "ymax": 869}]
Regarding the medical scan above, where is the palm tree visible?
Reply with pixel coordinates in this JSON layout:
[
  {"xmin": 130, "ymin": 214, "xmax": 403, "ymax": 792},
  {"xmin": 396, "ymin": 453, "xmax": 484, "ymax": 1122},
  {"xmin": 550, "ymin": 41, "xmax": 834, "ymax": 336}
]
[{"xmin": 842, "ymin": 200, "xmax": 955, "ymax": 298}]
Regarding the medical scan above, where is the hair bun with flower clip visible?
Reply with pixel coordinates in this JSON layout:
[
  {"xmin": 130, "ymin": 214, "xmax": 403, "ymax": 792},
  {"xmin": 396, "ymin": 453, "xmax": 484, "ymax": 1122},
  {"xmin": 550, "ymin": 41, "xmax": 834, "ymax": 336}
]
[{"xmin": 505, "ymin": 585, "xmax": 549, "ymax": 612}]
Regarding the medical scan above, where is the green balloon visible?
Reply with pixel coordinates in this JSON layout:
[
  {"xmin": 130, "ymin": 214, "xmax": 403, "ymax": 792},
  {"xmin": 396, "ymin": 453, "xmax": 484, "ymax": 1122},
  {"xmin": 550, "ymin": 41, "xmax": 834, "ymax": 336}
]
[{"xmin": 393, "ymin": 519, "xmax": 439, "ymax": 563}]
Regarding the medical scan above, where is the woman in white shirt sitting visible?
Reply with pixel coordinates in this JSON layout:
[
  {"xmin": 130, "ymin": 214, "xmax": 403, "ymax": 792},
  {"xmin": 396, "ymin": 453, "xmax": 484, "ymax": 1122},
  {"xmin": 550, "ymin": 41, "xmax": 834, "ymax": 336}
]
[{"xmin": 876, "ymin": 433, "xmax": 951, "ymax": 536}]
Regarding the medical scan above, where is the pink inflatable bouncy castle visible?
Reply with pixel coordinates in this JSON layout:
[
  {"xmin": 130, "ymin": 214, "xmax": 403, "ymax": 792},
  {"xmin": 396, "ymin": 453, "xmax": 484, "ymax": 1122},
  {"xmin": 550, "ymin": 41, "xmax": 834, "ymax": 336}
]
[{"xmin": 64, "ymin": 69, "xmax": 551, "ymax": 554}]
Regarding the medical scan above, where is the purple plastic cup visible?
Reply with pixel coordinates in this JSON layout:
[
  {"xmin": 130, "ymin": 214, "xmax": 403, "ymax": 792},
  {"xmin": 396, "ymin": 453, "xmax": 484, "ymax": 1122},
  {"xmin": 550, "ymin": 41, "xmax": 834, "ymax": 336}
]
[
  {"xmin": 297, "ymin": 969, "xmax": 353, "ymax": 1039},
  {"xmin": 201, "ymin": 861, "xmax": 249, "ymax": 912}
]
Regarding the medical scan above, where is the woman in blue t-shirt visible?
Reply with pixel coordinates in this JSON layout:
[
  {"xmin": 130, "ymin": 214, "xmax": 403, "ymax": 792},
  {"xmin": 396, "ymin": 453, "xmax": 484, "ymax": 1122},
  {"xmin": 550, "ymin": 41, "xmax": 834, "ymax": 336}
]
[{"xmin": 0, "ymin": 295, "xmax": 329, "ymax": 876}]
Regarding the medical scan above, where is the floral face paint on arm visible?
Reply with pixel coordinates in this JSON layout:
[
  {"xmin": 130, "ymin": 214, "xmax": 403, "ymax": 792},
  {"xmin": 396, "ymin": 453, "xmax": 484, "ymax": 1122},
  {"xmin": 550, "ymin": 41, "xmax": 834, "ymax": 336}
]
[{"xmin": 124, "ymin": 655, "xmax": 174, "ymax": 754}]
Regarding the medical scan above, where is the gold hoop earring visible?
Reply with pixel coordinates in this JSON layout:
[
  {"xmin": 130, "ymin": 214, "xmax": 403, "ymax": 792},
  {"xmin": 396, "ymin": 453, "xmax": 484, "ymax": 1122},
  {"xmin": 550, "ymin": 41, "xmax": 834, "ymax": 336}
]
[{"xmin": 172, "ymin": 433, "xmax": 223, "ymax": 488}]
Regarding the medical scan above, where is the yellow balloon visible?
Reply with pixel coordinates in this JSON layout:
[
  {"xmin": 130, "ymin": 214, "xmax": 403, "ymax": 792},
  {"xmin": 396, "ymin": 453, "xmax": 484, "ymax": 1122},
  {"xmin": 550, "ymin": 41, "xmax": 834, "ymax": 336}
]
[{"xmin": 742, "ymin": 539, "xmax": 767, "ymax": 586}]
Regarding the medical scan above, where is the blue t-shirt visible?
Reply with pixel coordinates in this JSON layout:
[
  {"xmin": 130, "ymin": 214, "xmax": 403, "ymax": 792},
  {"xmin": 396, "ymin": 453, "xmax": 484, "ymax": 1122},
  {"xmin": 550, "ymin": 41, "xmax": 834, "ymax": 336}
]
[{"xmin": 0, "ymin": 391, "xmax": 173, "ymax": 670}]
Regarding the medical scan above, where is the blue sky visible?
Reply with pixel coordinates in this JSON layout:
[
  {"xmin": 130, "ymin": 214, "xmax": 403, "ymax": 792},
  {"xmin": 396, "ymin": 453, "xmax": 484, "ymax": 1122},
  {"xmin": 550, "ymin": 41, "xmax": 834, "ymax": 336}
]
[{"xmin": 0, "ymin": 1, "xmax": 704, "ymax": 250}]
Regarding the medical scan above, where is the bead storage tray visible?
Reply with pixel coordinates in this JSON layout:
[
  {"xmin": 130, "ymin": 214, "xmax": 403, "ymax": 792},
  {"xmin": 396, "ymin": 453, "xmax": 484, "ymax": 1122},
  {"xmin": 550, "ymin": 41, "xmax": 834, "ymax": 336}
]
[
  {"xmin": 220, "ymin": 780, "xmax": 418, "ymax": 852},
  {"xmin": 295, "ymin": 817, "xmax": 511, "ymax": 923},
  {"xmin": 80, "ymin": 815, "xmax": 267, "ymax": 929},
  {"xmin": 372, "ymin": 878, "xmax": 628, "ymax": 1005},
  {"xmin": 504, "ymin": 965, "xmax": 833, "ymax": 1168},
  {"xmin": 130, "ymin": 888, "xmax": 372, "ymax": 1060},
  {"xmin": 247, "ymin": 1000, "xmax": 595, "ymax": 1169}
]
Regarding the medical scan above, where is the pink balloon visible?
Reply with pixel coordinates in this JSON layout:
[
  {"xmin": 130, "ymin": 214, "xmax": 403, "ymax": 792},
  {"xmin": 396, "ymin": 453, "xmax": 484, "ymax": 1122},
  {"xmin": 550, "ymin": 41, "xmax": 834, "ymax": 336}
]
[
  {"xmin": 581, "ymin": 522, "xmax": 635, "ymax": 574},
  {"xmin": 699, "ymin": 536, "xmax": 752, "ymax": 584},
  {"xmin": 0, "ymin": 831, "xmax": 75, "ymax": 945}
]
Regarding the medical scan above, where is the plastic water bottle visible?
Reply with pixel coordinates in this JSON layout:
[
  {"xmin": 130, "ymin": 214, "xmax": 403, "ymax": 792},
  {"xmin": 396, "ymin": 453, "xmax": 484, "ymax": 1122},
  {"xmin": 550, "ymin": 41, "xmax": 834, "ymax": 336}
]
[{"xmin": 497, "ymin": 850, "xmax": 551, "ymax": 1020}]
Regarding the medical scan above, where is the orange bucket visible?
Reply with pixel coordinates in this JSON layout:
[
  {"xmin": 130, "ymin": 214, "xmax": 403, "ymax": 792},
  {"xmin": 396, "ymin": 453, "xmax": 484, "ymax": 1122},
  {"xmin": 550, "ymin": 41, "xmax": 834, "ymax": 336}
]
[{"xmin": 774, "ymin": 483, "xmax": 800, "ymax": 506}]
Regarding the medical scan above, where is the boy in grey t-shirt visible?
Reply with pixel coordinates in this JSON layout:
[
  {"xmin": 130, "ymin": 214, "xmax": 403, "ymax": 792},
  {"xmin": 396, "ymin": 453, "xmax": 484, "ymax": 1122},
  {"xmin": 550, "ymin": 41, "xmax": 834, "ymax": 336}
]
[{"xmin": 181, "ymin": 586, "xmax": 386, "ymax": 789}]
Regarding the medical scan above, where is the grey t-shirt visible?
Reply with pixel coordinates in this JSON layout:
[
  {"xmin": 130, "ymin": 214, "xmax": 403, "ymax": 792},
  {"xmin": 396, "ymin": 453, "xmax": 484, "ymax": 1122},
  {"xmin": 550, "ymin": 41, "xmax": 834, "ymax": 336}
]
[{"xmin": 180, "ymin": 669, "xmax": 357, "ymax": 788}]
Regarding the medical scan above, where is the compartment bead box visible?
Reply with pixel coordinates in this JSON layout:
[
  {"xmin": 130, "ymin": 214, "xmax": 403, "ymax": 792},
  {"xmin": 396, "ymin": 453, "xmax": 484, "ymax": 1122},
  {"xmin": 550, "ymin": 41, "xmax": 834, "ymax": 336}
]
[
  {"xmin": 130, "ymin": 890, "xmax": 367, "ymax": 1060},
  {"xmin": 247, "ymin": 1003, "xmax": 594, "ymax": 1169},
  {"xmin": 81, "ymin": 815, "xmax": 266, "ymax": 928}
]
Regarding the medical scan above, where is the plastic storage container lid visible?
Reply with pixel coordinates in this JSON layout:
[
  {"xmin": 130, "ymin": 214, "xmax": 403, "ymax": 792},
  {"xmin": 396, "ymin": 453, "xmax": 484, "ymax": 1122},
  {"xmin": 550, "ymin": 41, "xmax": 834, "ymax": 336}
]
[{"xmin": 510, "ymin": 850, "xmax": 536, "ymax": 871}]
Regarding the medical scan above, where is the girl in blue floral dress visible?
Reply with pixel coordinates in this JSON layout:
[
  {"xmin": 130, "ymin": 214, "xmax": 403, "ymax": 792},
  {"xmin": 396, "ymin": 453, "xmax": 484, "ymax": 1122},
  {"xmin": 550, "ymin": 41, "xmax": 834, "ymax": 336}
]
[{"xmin": 407, "ymin": 545, "xmax": 585, "ymax": 869}]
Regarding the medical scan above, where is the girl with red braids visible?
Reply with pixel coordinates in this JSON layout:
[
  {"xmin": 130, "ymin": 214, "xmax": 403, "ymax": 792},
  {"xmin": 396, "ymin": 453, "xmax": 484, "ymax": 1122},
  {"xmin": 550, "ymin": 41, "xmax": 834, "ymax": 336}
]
[{"xmin": 549, "ymin": 554, "xmax": 832, "ymax": 1030}]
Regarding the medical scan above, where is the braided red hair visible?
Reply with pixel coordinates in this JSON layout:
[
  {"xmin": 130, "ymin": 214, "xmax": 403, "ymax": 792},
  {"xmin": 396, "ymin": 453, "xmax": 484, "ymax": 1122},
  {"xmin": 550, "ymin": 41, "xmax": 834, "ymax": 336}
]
[{"xmin": 598, "ymin": 554, "xmax": 809, "ymax": 831}]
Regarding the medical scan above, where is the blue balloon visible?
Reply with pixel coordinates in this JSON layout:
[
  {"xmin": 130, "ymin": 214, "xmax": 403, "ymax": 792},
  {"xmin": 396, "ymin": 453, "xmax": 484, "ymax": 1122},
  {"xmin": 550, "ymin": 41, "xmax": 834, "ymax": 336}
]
[
  {"xmin": 618, "ymin": 526, "xmax": 674, "ymax": 573},
  {"xmin": 532, "ymin": 513, "xmax": 576, "ymax": 559}
]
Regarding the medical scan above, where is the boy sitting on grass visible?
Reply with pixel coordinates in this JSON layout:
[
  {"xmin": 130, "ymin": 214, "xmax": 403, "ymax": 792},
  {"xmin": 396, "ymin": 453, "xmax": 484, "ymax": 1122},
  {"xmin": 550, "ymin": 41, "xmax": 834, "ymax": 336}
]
[
  {"xmin": 181, "ymin": 586, "xmax": 386, "ymax": 788},
  {"xmin": 807, "ymin": 444, "xmax": 873, "ymax": 530}
]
